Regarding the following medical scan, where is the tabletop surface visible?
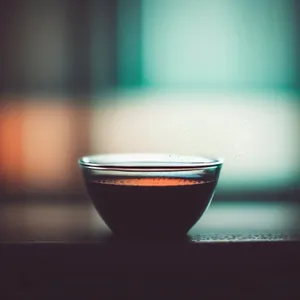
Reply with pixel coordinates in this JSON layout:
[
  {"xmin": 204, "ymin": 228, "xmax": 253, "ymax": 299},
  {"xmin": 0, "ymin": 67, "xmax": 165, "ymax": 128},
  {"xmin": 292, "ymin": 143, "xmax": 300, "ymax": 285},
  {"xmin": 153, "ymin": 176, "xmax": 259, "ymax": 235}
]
[
  {"xmin": 1, "ymin": 198, "xmax": 300, "ymax": 242},
  {"xmin": 1, "ymin": 198, "xmax": 300, "ymax": 298}
]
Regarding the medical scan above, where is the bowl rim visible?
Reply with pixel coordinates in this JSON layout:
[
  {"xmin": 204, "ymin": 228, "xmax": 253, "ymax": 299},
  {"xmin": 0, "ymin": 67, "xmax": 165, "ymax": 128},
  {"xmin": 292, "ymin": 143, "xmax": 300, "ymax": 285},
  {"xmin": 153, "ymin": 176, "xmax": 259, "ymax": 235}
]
[{"xmin": 78, "ymin": 153, "xmax": 223, "ymax": 172}]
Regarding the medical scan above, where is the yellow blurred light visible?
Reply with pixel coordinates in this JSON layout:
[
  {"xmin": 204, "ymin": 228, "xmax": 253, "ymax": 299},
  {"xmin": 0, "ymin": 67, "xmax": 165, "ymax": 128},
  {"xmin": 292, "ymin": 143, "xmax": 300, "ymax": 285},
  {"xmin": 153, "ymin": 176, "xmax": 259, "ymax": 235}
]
[
  {"xmin": 91, "ymin": 90, "xmax": 300, "ymax": 190},
  {"xmin": 21, "ymin": 100, "xmax": 73, "ymax": 191}
]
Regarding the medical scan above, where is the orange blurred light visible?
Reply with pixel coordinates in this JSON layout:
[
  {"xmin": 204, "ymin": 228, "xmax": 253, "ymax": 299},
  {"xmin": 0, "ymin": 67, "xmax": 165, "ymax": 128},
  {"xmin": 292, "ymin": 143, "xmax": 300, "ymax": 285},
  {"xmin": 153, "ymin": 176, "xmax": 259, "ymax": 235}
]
[
  {"xmin": 0, "ymin": 100, "xmax": 25, "ymax": 191},
  {"xmin": 0, "ymin": 97, "xmax": 91, "ymax": 195}
]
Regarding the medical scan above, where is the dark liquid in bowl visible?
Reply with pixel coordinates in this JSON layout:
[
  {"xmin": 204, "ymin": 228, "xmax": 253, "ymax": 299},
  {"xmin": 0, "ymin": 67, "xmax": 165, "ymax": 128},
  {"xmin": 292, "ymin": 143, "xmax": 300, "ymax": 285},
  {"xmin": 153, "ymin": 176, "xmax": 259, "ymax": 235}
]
[{"xmin": 86, "ymin": 177, "xmax": 216, "ymax": 238}]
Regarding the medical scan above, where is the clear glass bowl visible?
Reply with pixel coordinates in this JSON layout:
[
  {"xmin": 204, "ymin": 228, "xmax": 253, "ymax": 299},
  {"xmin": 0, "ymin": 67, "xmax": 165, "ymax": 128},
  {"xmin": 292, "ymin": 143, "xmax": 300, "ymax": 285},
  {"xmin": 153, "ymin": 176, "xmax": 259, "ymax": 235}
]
[{"xmin": 79, "ymin": 153, "xmax": 223, "ymax": 239}]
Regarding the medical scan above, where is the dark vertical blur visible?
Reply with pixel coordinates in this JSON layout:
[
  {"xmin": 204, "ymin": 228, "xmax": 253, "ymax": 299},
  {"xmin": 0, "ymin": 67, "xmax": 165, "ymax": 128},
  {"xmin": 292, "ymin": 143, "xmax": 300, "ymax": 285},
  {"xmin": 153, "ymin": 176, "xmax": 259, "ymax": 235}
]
[
  {"xmin": 66, "ymin": 0, "xmax": 92, "ymax": 96},
  {"xmin": 0, "ymin": 0, "xmax": 91, "ymax": 96},
  {"xmin": 0, "ymin": 0, "xmax": 23, "ymax": 93},
  {"xmin": 91, "ymin": 0, "xmax": 118, "ymax": 92}
]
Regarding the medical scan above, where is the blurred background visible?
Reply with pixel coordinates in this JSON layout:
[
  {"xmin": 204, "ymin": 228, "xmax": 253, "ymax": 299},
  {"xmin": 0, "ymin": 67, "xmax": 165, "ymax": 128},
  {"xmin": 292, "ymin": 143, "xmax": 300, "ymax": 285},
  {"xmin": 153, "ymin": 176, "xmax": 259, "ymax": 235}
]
[{"xmin": 0, "ymin": 0, "xmax": 300, "ymax": 240}]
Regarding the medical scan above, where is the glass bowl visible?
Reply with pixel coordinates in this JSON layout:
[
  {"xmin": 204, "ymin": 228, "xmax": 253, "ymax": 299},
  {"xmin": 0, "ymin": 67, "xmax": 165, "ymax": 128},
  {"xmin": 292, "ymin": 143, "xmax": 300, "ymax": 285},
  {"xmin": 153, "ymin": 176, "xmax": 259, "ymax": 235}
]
[{"xmin": 78, "ymin": 153, "xmax": 223, "ymax": 239}]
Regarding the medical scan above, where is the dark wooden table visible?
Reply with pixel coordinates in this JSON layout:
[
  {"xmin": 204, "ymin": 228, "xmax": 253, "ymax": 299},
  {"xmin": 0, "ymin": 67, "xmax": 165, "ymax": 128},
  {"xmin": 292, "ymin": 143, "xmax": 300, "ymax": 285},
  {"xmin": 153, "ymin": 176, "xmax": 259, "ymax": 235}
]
[{"xmin": 1, "ymin": 200, "xmax": 300, "ymax": 299}]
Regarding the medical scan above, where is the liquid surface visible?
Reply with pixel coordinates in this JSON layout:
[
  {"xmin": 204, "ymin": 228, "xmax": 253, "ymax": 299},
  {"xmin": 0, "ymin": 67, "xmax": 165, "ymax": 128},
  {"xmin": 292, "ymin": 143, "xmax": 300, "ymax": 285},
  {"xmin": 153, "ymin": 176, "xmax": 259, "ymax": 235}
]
[
  {"xmin": 86, "ymin": 177, "xmax": 216, "ymax": 238},
  {"xmin": 92, "ymin": 178, "xmax": 210, "ymax": 186}
]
